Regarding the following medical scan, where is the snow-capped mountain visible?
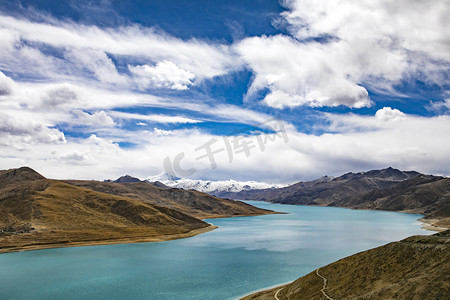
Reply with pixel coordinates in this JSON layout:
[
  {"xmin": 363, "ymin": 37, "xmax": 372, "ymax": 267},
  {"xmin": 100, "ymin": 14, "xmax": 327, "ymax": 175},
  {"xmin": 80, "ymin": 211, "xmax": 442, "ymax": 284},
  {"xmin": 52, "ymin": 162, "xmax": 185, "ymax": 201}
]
[{"xmin": 144, "ymin": 173, "xmax": 286, "ymax": 195}]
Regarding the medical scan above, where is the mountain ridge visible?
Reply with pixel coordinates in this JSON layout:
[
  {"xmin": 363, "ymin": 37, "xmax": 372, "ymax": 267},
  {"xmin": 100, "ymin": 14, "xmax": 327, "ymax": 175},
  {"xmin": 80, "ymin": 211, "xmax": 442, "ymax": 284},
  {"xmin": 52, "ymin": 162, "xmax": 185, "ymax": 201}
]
[
  {"xmin": 0, "ymin": 167, "xmax": 275, "ymax": 253},
  {"xmin": 144, "ymin": 172, "xmax": 286, "ymax": 196},
  {"xmin": 218, "ymin": 167, "xmax": 450, "ymax": 229},
  {"xmin": 64, "ymin": 180, "xmax": 275, "ymax": 219}
]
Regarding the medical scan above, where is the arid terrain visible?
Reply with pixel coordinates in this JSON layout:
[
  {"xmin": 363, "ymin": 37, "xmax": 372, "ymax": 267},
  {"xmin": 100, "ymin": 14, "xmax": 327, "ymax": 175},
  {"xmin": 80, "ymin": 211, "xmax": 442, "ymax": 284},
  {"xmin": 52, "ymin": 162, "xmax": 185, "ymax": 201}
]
[
  {"xmin": 222, "ymin": 168, "xmax": 450, "ymax": 229},
  {"xmin": 0, "ymin": 167, "xmax": 274, "ymax": 253},
  {"xmin": 243, "ymin": 230, "xmax": 450, "ymax": 300}
]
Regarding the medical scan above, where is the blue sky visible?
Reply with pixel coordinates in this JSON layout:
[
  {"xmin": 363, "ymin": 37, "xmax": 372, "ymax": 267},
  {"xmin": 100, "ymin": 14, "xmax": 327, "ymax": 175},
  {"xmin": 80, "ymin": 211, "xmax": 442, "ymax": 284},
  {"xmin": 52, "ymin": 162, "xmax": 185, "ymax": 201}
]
[{"xmin": 0, "ymin": 0, "xmax": 449, "ymax": 182}]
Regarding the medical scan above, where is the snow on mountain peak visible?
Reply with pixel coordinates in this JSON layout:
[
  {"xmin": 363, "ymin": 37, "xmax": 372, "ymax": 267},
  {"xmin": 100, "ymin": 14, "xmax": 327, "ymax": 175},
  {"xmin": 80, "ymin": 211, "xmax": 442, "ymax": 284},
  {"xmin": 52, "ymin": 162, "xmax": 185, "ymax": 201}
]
[
  {"xmin": 145, "ymin": 172, "xmax": 181, "ymax": 183},
  {"xmin": 144, "ymin": 173, "xmax": 285, "ymax": 195}
]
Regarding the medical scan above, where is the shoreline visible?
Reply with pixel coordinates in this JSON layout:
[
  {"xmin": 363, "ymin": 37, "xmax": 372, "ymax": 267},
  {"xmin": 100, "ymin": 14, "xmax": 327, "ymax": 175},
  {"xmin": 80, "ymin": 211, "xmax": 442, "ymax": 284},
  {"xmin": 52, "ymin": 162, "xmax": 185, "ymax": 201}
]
[
  {"xmin": 0, "ymin": 225, "xmax": 217, "ymax": 254},
  {"xmin": 239, "ymin": 226, "xmax": 448, "ymax": 299},
  {"xmin": 418, "ymin": 218, "xmax": 449, "ymax": 232},
  {"xmin": 244, "ymin": 200, "xmax": 450, "ymax": 232},
  {"xmin": 0, "ymin": 211, "xmax": 280, "ymax": 255},
  {"xmin": 237, "ymin": 282, "xmax": 291, "ymax": 300},
  {"xmin": 0, "ymin": 203, "xmax": 344, "ymax": 257}
]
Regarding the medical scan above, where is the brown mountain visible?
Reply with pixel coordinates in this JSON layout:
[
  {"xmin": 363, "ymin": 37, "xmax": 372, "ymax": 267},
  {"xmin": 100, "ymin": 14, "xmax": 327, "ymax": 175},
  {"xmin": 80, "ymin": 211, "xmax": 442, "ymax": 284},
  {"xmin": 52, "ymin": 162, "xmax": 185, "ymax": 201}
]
[
  {"xmin": 63, "ymin": 179, "xmax": 274, "ymax": 219},
  {"xmin": 225, "ymin": 167, "xmax": 422, "ymax": 205},
  {"xmin": 243, "ymin": 230, "xmax": 450, "ymax": 300},
  {"xmin": 0, "ymin": 167, "xmax": 273, "ymax": 253},
  {"xmin": 0, "ymin": 166, "xmax": 45, "ymax": 187},
  {"xmin": 112, "ymin": 175, "xmax": 142, "ymax": 183},
  {"xmin": 222, "ymin": 168, "xmax": 450, "ymax": 228},
  {"xmin": 332, "ymin": 175, "xmax": 450, "ymax": 228}
]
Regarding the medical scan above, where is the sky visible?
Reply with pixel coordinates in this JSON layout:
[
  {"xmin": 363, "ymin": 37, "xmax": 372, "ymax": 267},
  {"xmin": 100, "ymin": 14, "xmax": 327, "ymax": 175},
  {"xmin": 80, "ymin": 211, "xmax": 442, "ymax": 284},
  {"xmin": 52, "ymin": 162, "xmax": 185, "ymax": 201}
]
[{"xmin": 0, "ymin": 0, "xmax": 449, "ymax": 183}]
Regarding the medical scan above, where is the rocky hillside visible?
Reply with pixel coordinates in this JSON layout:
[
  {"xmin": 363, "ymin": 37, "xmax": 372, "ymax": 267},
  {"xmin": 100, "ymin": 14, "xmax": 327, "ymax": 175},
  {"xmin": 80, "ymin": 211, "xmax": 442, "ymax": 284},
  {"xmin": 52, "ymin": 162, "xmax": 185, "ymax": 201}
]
[
  {"xmin": 337, "ymin": 175, "xmax": 450, "ymax": 228},
  {"xmin": 227, "ymin": 167, "xmax": 421, "ymax": 204},
  {"xmin": 64, "ymin": 180, "xmax": 274, "ymax": 219},
  {"xmin": 0, "ymin": 167, "xmax": 211, "ymax": 253},
  {"xmin": 243, "ymin": 230, "xmax": 450, "ymax": 300},
  {"xmin": 224, "ymin": 167, "xmax": 450, "ymax": 228}
]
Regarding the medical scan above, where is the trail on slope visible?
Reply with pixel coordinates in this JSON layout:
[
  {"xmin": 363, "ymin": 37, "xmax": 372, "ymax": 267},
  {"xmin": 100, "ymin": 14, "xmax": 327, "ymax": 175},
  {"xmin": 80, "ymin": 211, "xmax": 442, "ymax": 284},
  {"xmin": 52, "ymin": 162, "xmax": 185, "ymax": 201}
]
[
  {"xmin": 274, "ymin": 287, "xmax": 284, "ymax": 300},
  {"xmin": 316, "ymin": 268, "xmax": 334, "ymax": 300}
]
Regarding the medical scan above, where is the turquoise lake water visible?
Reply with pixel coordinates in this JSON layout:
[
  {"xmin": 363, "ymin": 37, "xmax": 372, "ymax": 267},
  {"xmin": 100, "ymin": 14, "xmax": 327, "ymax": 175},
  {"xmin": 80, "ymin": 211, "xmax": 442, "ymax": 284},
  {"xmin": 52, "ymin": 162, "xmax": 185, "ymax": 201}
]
[{"xmin": 0, "ymin": 201, "xmax": 431, "ymax": 299}]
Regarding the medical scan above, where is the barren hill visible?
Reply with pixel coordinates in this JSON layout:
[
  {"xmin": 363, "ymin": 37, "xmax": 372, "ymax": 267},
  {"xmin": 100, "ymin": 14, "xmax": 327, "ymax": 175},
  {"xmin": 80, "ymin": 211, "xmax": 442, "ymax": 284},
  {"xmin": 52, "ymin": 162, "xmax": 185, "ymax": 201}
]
[
  {"xmin": 64, "ymin": 180, "xmax": 273, "ymax": 219},
  {"xmin": 243, "ymin": 230, "xmax": 450, "ymax": 300},
  {"xmin": 223, "ymin": 168, "xmax": 450, "ymax": 228},
  {"xmin": 0, "ymin": 168, "xmax": 208, "ymax": 253},
  {"xmin": 0, "ymin": 167, "xmax": 274, "ymax": 253}
]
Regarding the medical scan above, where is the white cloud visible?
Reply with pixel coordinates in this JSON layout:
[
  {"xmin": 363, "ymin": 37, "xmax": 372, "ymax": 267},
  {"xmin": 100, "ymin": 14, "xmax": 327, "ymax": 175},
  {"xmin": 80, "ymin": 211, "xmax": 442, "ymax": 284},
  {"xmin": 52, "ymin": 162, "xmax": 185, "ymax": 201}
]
[
  {"xmin": 0, "ymin": 4, "xmax": 449, "ymax": 182},
  {"xmin": 236, "ymin": 0, "xmax": 449, "ymax": 109},
  {"xmin": 110, "ymin": 111, "xmax": 201, "ymax": 124},
  {"xmin": 64, "ymin": 48, "xmax": 128, "ymax": 85},
  {"xmin": 0, "ymin": 112, "xmax": 66, "ymax": 146},
  {"xmin": 59, "ymin": 150, "xmax": 89, "ymax": 162},
  {"xmin": 0, "ymin": 71, "xmax": 15, "ymax": 96},
  {"xmin": 237, "ymin": 34, "xmax": 373, "ymax": 108},
  {"xmin": 129, "ymin": 61, "xmax": 195, "ymax": 90},
  {"xmin": 39, "ymin": 84, "xmax": 79, "ymax": 108},
  {"xmin": 73, "ymin": 110, "xmax": 116, "ymax": 127},
  {"xmin": 375, "ymin": 107, "xmax": 406, "ymax": 122},
  {"xmin": 1, "ymin": 110, "xmax": 450, "ymax": 182},
  {"xmin": 0, "ymin": 14, "xmax": 239, "ymax": 83},
  {"xmin": 282, "ymin": 0, "xmax": 450, "ymax": 62},
  {"xmin": 153, "ymin": 128, "xmax": 174, "ymax": 136}
]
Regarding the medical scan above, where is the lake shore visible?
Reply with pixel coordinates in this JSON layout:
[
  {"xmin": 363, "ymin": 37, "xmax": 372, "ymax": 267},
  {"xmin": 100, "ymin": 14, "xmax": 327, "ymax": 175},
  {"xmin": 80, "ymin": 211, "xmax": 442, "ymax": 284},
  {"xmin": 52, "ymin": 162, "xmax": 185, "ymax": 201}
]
[
  {"xmin": 0, "ymin": 225, "xmax": 217, "ymax": 254},
  {"xmin": 418, "ymin": 218, "xmax": 450, "ymax": 232}
]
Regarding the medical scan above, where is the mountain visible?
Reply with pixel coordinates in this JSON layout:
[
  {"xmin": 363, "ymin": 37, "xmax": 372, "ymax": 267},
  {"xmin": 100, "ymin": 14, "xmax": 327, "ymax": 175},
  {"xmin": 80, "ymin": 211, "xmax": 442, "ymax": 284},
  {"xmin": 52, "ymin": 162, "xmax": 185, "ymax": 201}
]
[
  {"xmin": 112, "ymin": 175, "xmax": 141, "ymax": 183},
  {"xmin": 0, "ymin": 167, "xmax": 212, "ymax": 253},
  {"xmin": 0, "ymin": 166, "xmax": 45, "ymax": 187},
  {"xmin": 64, "ymin": 180, "xmax": 275, "ymax": 219},
  {"xmin": 0, "ymin": 167, "xmax": 274, "ymax": 253},
  {"xmin": 145, "ymin": 172, "xmax": 285, "ymax": 197},
  {"xmin": 223, "ymin": 167, "xmax": 450, "ymax": 229},
  {"xmin": 243, "ymin": 230, "xmax": 450, "ymax": 300},
  {"xmin": 226, "ymin": 167, "xmax": 421, "ymax": 204}
]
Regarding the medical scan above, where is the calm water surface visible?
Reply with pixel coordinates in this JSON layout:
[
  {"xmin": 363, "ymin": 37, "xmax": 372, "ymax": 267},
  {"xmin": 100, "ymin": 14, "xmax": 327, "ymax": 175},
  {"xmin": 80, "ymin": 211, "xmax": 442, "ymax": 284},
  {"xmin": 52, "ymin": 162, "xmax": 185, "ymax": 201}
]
[{"xmin": 0, "ymin": 201, "xmax": 430, "ymax": 299}]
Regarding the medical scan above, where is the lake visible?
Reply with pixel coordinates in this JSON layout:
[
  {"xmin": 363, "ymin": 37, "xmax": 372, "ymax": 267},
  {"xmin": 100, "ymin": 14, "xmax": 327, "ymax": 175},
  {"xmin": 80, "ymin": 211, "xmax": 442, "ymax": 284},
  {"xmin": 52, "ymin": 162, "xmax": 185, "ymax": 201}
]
[{"xmin": 0, "ymin": 201, "xmax": 431, "ymax": 299}]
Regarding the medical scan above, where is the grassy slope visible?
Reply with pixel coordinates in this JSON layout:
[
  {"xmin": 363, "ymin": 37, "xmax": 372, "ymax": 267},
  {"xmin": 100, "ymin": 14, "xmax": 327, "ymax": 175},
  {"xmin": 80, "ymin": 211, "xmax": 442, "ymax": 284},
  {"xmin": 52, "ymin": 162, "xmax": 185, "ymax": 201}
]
[
  {"xmin": 0, "ymin": 177, "xmax": 211, "ymax": 253},
  {"xmin": 64, "ymin": 180, "xmax": 275, "ymax": 219},
  {"xmin": 243, "ymin": 230, "xmax": 450, "ymax": 300},
  {"xmin": 0, "ymin": 167, "xmax": 275, "ymax": 253}
]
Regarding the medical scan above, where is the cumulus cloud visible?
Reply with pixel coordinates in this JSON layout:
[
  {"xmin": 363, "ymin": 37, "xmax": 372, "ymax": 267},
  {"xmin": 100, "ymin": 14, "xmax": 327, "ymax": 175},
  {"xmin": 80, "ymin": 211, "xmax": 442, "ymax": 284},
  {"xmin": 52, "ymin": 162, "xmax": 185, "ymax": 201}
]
[
  {"xmin": 0, "ymin": 112, "xmax": 66, "ymax": 145},
  {"xmin": 73, "ymin": 110, "xmax": 116, "ymax": 127},
  {"xmin": 58, "ymin": 150, "xmax": 89, "ymax": 162},
  {"xmin": 237, "ymin": 0, "xmax": 449, "ymax": 108},
  {"xmin": 375, "ymin": 107, "xmax": 406, "ymax": 122},
  {"xmin": 282, "ymin": 0, "xmax": 450, "ymax": 62},
  {"xmin": 40, "ymin": 84, "xmax": 79, "ymax": 108},
  {"xmin": 0, "ymin": 71, "xmax": 15, "ymax": 96},
  {"xmin": 129, "ymin": 61, "xmax": 195, "ymax": 90},
  {"xmin": 237, "ymin": 35, "xmax": 372, "ymax": 108},
  {"xmin": 153, "ymin": 128, "xmax": 174, "ymax": 136}
]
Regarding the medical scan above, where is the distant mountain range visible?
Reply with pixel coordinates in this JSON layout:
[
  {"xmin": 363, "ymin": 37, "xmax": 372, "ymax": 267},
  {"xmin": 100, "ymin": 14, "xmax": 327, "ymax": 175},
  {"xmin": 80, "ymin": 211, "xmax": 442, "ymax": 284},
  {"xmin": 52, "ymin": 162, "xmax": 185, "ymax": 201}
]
[
  {"xmin": 244, "ymin": 229, "xmax": 450, "ymax": 300},
  {"xmin": 0, "ymin": 167, "xmax": 274, "ymax": 253},
  {"xmin": 144, "ymin": 172, "xmax": 286, "ymax": 196},
  {"xmin": 209, "ymin": 167, "xmax": 450, "ymax": 229},
  {"xmin": 112, "ymin": 167, "xmax": 450, "ymax": 229}
]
